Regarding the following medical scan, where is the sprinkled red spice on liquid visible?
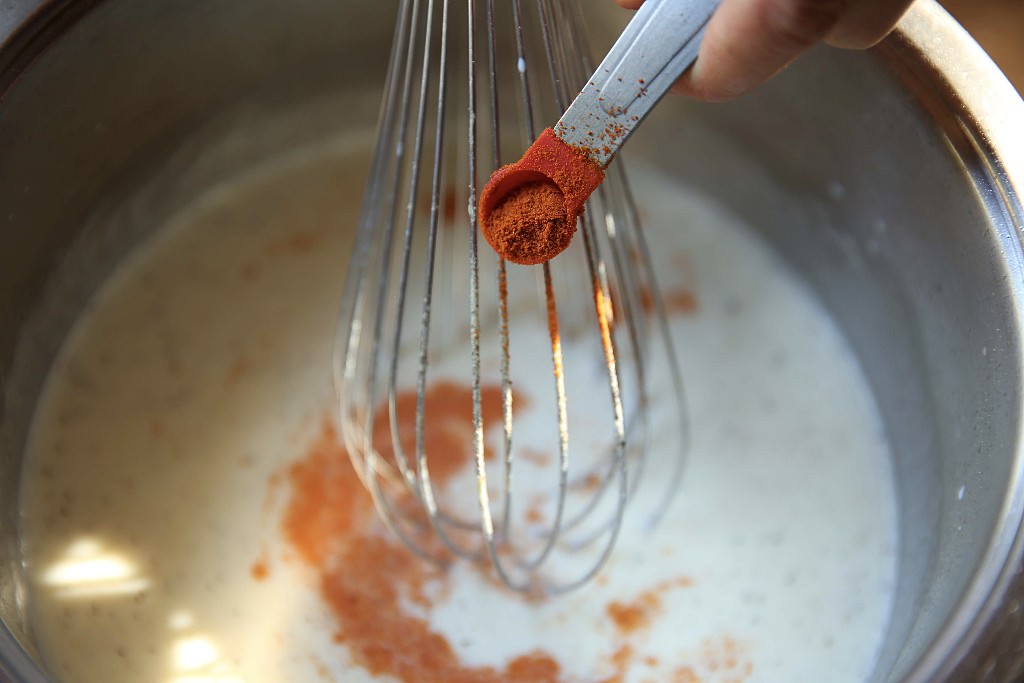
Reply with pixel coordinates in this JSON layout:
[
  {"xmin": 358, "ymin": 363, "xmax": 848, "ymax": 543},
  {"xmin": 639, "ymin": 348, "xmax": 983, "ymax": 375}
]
[
  {"xmin": 607, "ymin": 594, "xmax": 660, "ymax": 633},
  {"xmin": 273, "ymin": 380, "xmax": 744, "ymax": 683},
  {"xmin": 250, "ymin": 558, "xmax": 269, "ymax": 581},
  {"xmin": 639, "ymin": 286, "xmax": 698, "ymax": 315},
  {"xmin": 279, "ymin": 383, "xmax": 563, "ymax": 682}
]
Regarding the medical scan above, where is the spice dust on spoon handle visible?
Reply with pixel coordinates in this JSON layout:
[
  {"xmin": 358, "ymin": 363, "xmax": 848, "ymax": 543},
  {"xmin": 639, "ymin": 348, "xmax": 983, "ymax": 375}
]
[{"xmin": 478, "ymin": 0, "xmax": 720, "ymax": 265}]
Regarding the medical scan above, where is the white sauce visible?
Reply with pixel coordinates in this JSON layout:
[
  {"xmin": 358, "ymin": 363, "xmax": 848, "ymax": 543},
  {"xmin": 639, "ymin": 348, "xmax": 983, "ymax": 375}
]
[{"xmin": 20, "ymin": 128, "xmax": 897, "ymax": 683}]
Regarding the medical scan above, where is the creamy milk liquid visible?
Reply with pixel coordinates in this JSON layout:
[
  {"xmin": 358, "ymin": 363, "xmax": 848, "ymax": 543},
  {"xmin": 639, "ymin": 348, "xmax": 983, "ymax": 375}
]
[{"xmin": 20, "ymin": 128, "xmax": 898, "ymax": 682}]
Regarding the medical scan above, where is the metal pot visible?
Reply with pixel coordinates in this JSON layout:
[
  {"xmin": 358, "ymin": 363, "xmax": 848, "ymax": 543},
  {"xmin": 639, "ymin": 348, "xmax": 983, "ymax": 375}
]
[{"xmin": 1, "ymin": 1, "xmax": 1022, "ymax": 681}]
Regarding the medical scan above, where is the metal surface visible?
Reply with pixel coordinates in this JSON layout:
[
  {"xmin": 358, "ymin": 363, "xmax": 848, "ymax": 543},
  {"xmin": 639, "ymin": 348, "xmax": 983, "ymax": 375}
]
[
  {"xmin": 0, "ymin": 0, "xmax": 1022, "ymax": 680},
  {"xmin": 881, "ymin": 9, "xmax": 1024, "ymax": 681},
  {"xmin": 332, "ymin": 0, "xmax": 688, "ymax": 596},
  {"xmin": 555, "ymin": 0, "xmax": 719, "ymax": 166}
]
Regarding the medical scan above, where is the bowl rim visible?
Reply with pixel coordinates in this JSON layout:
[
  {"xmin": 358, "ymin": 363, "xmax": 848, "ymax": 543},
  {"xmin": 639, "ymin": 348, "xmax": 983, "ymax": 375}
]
[
  {"xmin": 879, "ymin": 4, "xmax": 1024, "ymax": 682},
  {"xmin": 2, "ymin": 1, "xmax": 1024, "ymax": 682}
]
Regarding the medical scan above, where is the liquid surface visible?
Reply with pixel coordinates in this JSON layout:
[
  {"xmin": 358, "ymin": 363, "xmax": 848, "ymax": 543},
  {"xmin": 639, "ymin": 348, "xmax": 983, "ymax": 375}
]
[{"xmin": 20, "ymin": 126, "xmax": 897, "ymax": 682}]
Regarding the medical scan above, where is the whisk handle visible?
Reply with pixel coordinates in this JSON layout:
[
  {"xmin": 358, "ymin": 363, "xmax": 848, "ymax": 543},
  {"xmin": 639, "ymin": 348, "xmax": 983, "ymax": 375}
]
[{"xmin": 554, "ymin": 0, "xmax": 720, "ymax": 168}]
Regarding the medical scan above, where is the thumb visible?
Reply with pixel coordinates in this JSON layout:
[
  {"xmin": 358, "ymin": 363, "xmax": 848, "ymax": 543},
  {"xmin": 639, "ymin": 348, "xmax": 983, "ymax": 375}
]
[{"xmin": 676, "ymin": 0, "xmax": 851, "ymax": 101}]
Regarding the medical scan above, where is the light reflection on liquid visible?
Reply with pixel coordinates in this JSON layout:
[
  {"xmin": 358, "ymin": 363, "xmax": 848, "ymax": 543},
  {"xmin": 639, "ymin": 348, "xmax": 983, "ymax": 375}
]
[
  {"xmin": 41, "ymin": 537, "xmax": 150, "ymax": 599},
  {"xmin": 174, "ymin": 636, "xmax": 220, "ymax": 670},
  {"xmin": 168, "ymin": 609, "xmax": 196, "ymax": 631},
  {"xmin": 168, "ymin": 633, "xmax": 246, "ymax": 683},
  {"xmin": 169, "ymin": 672, "xmax": 245, "ymax": 683},
  {"xmin": 164, "ymin": 610, "xmax": 247, "ymax": 682},
  {"xmin": 42, "ymin": 538, "xmax": 249, "ymax": 681}
]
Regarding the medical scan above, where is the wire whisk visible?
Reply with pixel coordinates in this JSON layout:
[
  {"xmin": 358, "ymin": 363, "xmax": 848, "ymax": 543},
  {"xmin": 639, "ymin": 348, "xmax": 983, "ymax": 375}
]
[{"xmin": 333, "ymin": 0, "xmax": 689, "ymax": 595}]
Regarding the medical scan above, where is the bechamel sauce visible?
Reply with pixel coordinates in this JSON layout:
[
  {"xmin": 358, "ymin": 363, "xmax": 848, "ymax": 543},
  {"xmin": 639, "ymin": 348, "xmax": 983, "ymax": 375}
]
[{"xmin": 20, "ymin": 127, "xmax": 897, "ymax": 682}]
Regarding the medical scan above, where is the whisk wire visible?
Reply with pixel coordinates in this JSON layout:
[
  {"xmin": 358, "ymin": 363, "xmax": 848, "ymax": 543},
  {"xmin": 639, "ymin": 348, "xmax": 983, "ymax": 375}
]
[
  {"xmin": 385, "ymin": 0, "xmax": 433, "ymax": 493},
  {"xmin": 410, "ymin": 0, "xmax": 488, "ymax": 561},
  {"xmin": 618, "ymin": 167, "xmax": 692, "ymax": 528},
  {"xmin": 539, "ymin": 0, "xmax": 630, "ymax": 581},
  {"xmin": 338, "ymin": 0, "xmax": 422, "ymax": 531},
  {"xmin": 482, "ymin": 0, "xmax": 517, "ymax": 546},
  {"xmin": 335, "ymin": 0, "xmax": 691, "ymax": 594},
  {"xmin": 474, "ymin": 0, "xmax": 572, "ymax": 592},
  {"xmin": 468, "ymin": 0, "xmax": 492, "ymax": 548}
]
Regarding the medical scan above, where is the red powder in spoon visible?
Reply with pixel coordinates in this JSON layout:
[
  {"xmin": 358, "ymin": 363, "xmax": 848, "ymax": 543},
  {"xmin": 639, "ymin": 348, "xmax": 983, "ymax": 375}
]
[
  {"xmin": 485, "ymin": 180, "xmax": 569, "ymax": 265},
  {"xmin": 480, "ymin": 128, "xmax": 605, "ymax": 265}
]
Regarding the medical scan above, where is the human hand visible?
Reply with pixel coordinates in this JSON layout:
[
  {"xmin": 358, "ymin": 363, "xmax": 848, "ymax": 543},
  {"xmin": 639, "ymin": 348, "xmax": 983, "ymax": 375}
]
[{"xmin": 615, "ymin": 0, "xmax": 918, "ymax": 101}]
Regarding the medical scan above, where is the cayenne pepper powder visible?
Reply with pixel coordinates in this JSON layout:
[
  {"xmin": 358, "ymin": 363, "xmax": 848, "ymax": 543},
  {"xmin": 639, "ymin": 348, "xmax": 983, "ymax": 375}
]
[
  {"xmin": 480, "ymin": 128, "xmax": 605, "ymax": 265},
  {"xmin": 485, "ymin": 181, "xmax": 569, "ymax": 266},
  {"xmin": 272, "ymin": 386, "xmax": 726, "ymax": 682},
  {"xmin": 278, "ymin": 383, "xmax": 564, "ymax": 683}
]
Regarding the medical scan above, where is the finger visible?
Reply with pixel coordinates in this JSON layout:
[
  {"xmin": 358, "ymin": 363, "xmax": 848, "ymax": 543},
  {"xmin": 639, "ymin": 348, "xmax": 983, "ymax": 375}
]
[
  {"xmin": 826, "ymin": 0, "xmax": 917, "ymax": 49},
  {"xmin": 614, "ymin": 0, "xmax": 645, "ymax": 8},
  {"xmin": 675, "ymin": 0, "xmax": 851, "ymax": 101}
]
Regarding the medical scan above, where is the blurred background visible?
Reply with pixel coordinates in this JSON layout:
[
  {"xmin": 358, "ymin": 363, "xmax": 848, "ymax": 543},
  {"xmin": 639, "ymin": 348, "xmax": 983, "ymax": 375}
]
[{"xmin": 940, "ymin": 0, "xmax": 1023, "ymax": 93}]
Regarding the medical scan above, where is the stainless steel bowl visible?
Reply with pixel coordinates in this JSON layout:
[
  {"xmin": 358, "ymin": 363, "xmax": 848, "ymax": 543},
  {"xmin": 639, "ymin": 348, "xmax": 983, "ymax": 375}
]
[{"xmin": 1, "ymin": 1, "xmax": 1023, "ymax": 681}]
